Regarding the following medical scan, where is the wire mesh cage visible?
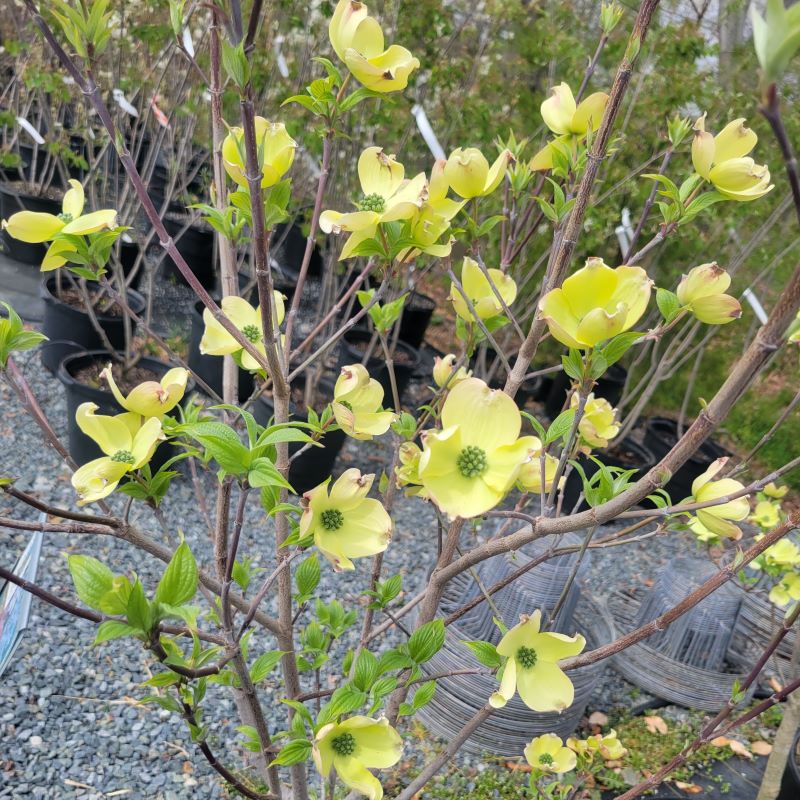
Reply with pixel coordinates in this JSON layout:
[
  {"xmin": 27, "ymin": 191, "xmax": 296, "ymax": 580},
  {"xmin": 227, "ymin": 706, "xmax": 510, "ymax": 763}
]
[
  {"xmin": 633, "ymin": 557, "xmax": 742, "ymax": 671},
  {"xmin": 417, "ymin": 535, "xmax": 607, "ymax": 756},
  {"xmin": 609, "ymin": 557, "xmax": 752, "ymax": 710},
  {"xmin": 728, "ymin": 586, "xmax": 798, "ymax": 676}
]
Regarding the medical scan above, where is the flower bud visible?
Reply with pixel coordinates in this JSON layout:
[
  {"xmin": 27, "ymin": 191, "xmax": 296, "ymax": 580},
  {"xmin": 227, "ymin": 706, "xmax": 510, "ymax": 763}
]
[
  {"xmin": 432, "ymin": 354, "xmax": 470, "ymax": 388},
  {"xmin": 444, "ymin": 147, "xmax": 511, "ymax": 198}
]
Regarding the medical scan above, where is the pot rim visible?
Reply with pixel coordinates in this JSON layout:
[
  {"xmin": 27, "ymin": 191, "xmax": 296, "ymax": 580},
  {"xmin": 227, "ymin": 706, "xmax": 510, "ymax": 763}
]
[{"xmin": 41, "ymin": 274, "xmax": 146, "ymax": 322}]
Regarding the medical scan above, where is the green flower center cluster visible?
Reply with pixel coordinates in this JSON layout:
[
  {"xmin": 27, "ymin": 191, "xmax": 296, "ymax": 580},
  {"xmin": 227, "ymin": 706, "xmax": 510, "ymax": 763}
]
[
  {"xmin": 111, "ymin": 450, "xmax": 135, "ymax": 464},
  {"xmin": 321, "ymin": 508, "xmax": 344, "ymax": 531},
  {"xmin": 331, "ymin": 732, "xmax": 356, "ymax": 756},
  {"xmin": 242, "ymin": 323, "xmax": 262, "ymax": 343},
  {"xmin": 57, "ymin": 212, "xmax": 74, "ymax": 223},
  {"xmin": 538, "ymin": 753, "xmax": 554, "ymax": 766},
  {"xmin": 516, "ymin": 646, "xmax": 538, "ymax": 669},
  {"xmin": 456, "ymin": 446, "xmax": 488, "ymax": 478},
  {"xmin": 358, "ymin": 193, "xmax": 386, "ymax": 213}
]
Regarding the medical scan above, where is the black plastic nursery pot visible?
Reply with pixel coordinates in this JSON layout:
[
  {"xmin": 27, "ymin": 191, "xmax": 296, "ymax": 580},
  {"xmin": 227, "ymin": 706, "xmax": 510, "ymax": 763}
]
[
  {"xmin": 560, "ymin": 437, "xmax": 656, "ymax": 513},
  {"xmin": 271, "ymin": 222, "xmax": 322, "ymax": 279},
  {"xmin": 642, "ymin": 416, "xmax": 732, "ymax": 502},
  {"xmin": 398, "ymin": 291, "xmax": 436, "ymax": 349},
  {"xmin": 39, "ymin": 276, "xmax": 146, "ymax": 375},
  {"xmin": 117, "ymin": 239, "xmax": 145, "ymax": 292},
  {"xmin": 161, "ymin": 206, "xmax": 216, "ymax": 289},
  {"xmin": 544, "ymin": 363, "xmax": 627, "ymax": 420},
  {"xmin": 338, "ymin": 327, "xmax": 421, "ymax": 404},
  {"xmin": 57, "ymin": 349, "xmax": 192, "ymax": 469},
  {"xmin": 777, "ymin": 730, "xmax": 800, "ymax": 800},
  {"xmin": 254, "ymin": 377, "xmax": 346, "ymax": 494},
  {"xmin": 0, "ymin": 183, "xmax": 61, "ymax": 265}
]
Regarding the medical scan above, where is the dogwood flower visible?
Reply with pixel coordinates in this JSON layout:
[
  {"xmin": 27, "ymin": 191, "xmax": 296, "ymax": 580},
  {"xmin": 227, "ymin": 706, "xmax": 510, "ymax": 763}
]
[
  {"xmin": 394, "ymin": 442, "xmax": 427, "ymax": 497},
  {"xmin": 769, "ymin": 572, "xmax": 800, "ymax": 607},
  {"xmin": 538, "ymin": 257, "xmax": 652, "ymax": 349},
  {"xmin": 71, "ymin": 403, "xmax": 163, "ymax": 505},
  {"xmin": 516, "ymin": 439, "xmax": 562, "ymax": 495},
  {"xmin": 1, "ymin": 179, "xmax": 117, "ymax": 270},
  {"xmin": 524, "ymin": 734, "xmax": 576, "ymax": 774},
  {"xmin": 764, "ymin": 482, "xmax": 789, "ymax": 499},
  {"xmin": 418, "ymin": 378, "xmax": 537, "ymax": 518},
  {"xmin": 312, "ymin": 715, "xmax": 402, "ymax": 800},
  {"xmin": 432, "ymin": 354, "xmax": 471, "ymax": 388},
  {"xmin": 332, "ymin": 364, "xmax": 395, "ymax": 440},
  {"xmin": 444, "ymin": 147, "xmax": 512, "ymax": 199},
  {"xmin": 676, "ymin": 263, "xmax": 742, "ymax": 325},
  {"xmin": 450, "ymin": 257, "xmax": 518, "ymax": 322},
  {"xmin": 761, "ymin": 539, "xmax": 800, "ymax": 569},
  {"xmin": 573, "ymin": 393, "xmax": 619, "ymax": 449},
  {"xmin": 530, "ymin": 82, "xmax": 609, "ymax": 171},
  {"xmin": 329, "ymin": 0, "xmax": 419, "ymax": 93},
  {"xmin": 200, "ymin": 294, "xmax": 284, "ymax": 371},
  {"xmin": 300, "ymin": 469, "xmax": 392, "ymax": 571},
  {"xmin": 685, "ymin": 457, "xmax": 750, "ymax": 540},
  {"xmin": 692, "ymin": 115, "xmax": 773, "ymax": 201},
  {"xmin": 101, "ymin": 366, "xmax": 189, "ymax": 418},
  {"xmin": 490, "ymin": 609, "xmax": 586, "ymax": 712},
  {"xmin": 321, "ymin": 147, "xmax": 425, "ymax": 259},
  {"xmin": 750, "ymin": 500, "xmax": 782, "ymax": 530},
  {"xmin": 568, "ymin": 729, "xmax": 627, "ymax": 761},
  {"xmin": 222, "ymin": 118, "xmax": 296, "ymax": 188}
]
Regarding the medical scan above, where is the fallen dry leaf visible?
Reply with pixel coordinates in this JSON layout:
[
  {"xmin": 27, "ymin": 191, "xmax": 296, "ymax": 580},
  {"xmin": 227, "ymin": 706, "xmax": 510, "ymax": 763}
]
[
  {"xmin": 504, "ymin": 761, "xmax": 532, "ymax": 772},
  {"xmin": 769, "ymin": 676, "xmax": 783, "ymax": 693},
  {"xmin": 588, "ymin": 711, "xmax": 609, "ymax": 726},
  {"xmin": 644, "ymin": 715, "xmax": 668, "ymax": 734},
  {"xmin": 711, "ymin": 736, "xmax": 752, "ymax": 759},
  {"xmin": 674, "ymin": 780, "xmax": 703, "ymax": 793},
  {"xmin": 752, "ymin": 741, "xmax": 773, "ymax": 756}
]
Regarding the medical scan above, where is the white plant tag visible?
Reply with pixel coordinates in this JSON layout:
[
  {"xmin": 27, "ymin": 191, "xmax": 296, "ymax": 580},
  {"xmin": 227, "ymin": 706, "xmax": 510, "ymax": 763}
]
[
  {"xmin": 742, "ymin": 287, "xmax": 768, "ymax": 325},
  {"xmin": 16, "ymin": 117, "xmax": 45, "ymax": 145},
  {"xmin": 112, "ymin": 88, "xmax": 139, "ymax": 117},
  {"xmin": 411, "ymin": 103, "xmax": 446, "ymax": 161},
  {"xmin": 182, "ymin": 27, "xmax": 195, "ymax": 58},
  {"xmin": 275, "ymin": 36, "xmax": 289, "ymax": 78}
]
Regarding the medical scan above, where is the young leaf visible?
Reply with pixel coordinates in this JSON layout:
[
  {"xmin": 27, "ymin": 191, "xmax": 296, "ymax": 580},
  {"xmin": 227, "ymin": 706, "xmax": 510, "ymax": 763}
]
[
  {"xmin": 271, "ymin": 739, "xmax": 312, "ymax": 766},
  {"xmin": 462, "ymin": 640, "xmax": 501, "ymax": 669},
  {"xmin": 68, "ymin": 555, "xmax": 115, "ymax": 610},
  {"xmin": 154, "ymin": 541, "xmax": 198, "ymax": 606},
  {"xmin": 249, "ymin": 651, "xmax": 285, "ymax": 684},
  {"xmin": 408, "ymin": 620, "xmax": 445, "ymax": 664}
]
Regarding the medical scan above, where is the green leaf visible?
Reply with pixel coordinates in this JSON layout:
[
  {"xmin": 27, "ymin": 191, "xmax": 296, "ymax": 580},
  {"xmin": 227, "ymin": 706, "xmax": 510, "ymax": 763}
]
[
  {"xmin": 656, "ymin": 288, "xmax": 682, "ymax": 323},
  {"xmin": 94, "ymin": 620, "xmax": 138, "ymax": 644},
  {"xmin": 249, "ymin": 651, "xmax": 285, "ymax": 684},
  {"xmin": 295, "ymin": 554, "xmax": 320, "ymax": 599},
  {"xmin": 462, "ymin": 640, "xmax": 501, "ymax": 669},
  {"xmin": 600, "ymin": 332, "xmax": 644, "ymax": 367},
  {"xmin": 545, "ymin": 408, "xmax": 576, "ymax": 445},
  {"xmin": 0, "ymin": 302, "xmax": 47, "ymax": 367},
  {"xmin": 154, "ymin": 541, "xmax": 198, "ymax": 606},
  {"xmin": 680, "ymin": 190, "xmax": 728, "ymax": 225},
  {"xmin": 248, "ymin": 456, "xmax": 293, "ymax": 490},
  {"xmin": 353, "ymin": 649, "xmax": 380, "ymax": 692},
  {"xmin": 561, "ymin": 348, "xmax": 584, "ymax": 381},
  {"xmin": 271, "ymin": 739, "xmax": 312, "ymax": 767},
  {"xmin": 408, "ymin": 620, "xmax": 445, "ymax": 664},
  {"xmin": 412, "ymin": 680, "xmax": 436, "ymax": 710},
  {"xmin": 126, "ymin": 579, "xmax": 152, "ymax": 632},
  {"xmin": 181, "ymin": 422, "xmax": 250, "ymax": 475},
  {"xmin": 68, "ymin": 555, "xmax": 115, "ymax": 610},
  {"xmin": 317, "ymin": 684, "xmax": 367, "ymax": 726}
]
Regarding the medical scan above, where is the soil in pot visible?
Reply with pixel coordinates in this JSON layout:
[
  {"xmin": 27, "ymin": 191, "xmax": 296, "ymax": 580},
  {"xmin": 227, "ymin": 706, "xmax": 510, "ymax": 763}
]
[
  {"xmin": 40, "ymin": 276, "xmax": 145, "ymax": 374},
  {"xmin": 339, "ymin": 328, "xmax": 421, "ymax": 405},
  {"xmin": 57, "ymin": 350, "xmax": 191, "ymax": 469},
  {"xmin": 0, "ymin": 182, "xmax": 62, "ymax": 265},
  {"xmin": 398, "ymin": 291, "xmax": 436, "ymax": 349},
  {"xmin": 560, "ymin": 437, "xmax": 656, "ymax": 513},
  {"xmin": 642, "ymin": 416, "xmax": 732, "ymax": 502},
  {"xmin": 544, "ymin": 363, "xmax": 627, "ymax": 419},
  {"xmin": 161, "ymin": 206, "xmax": 216, "ymax": 289},
  {"xmin": 254, "ymin": 377, "xmax": 346, "ymax": 494}
]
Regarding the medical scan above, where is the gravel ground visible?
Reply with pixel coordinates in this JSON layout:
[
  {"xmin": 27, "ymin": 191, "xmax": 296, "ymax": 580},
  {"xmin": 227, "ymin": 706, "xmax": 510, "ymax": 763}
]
[{"xmin": 0, "ymin": 295, "xmax": 727, "ymax": 798}]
